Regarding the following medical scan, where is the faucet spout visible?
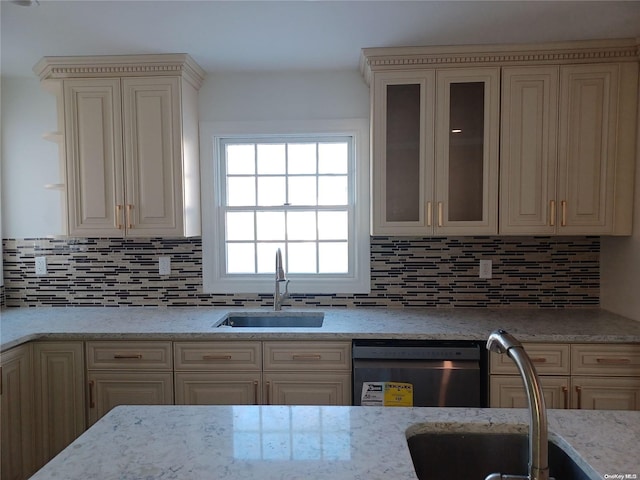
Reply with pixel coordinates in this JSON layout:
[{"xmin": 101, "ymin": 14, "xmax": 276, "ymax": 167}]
[
  {"xmin": 485, "ymin": 330, "xmax": 550, "ymax": 480},
  {"xmin": 274, "ymin": 248, "xmax": 290, "ymax": 311}
]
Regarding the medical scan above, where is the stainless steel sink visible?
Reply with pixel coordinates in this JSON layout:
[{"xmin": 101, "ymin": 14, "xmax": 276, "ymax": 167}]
[
  {"xmin": 216, "ymin": 312, "xmax": 324, "ymax": 328},
  {"xmin": 406, "ymin": 431, "xmax": 594, "ymax": 480}
]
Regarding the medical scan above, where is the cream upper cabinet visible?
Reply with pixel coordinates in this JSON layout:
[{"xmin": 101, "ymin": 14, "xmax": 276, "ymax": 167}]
[
  {"xmin": 363, "ymin": 39, "xmax": 639, "ymax": 237},
  {"xmin": 500, "ymin": 62, "xmax": 638, "ymax": 235},
  {"xmin": 369, "ymin": 67, "xmax": 499, "ymax": 235},
  {"xmin": 435, "ymin": 68, "xmax": 499, "ymax": 235},
  {"xmin": 500, "ymin": 66, "xmax": 559, "ymax": 234},
  {"xmin": 34, "ymin": 54, "xmax": 205, "ymax": 238}
]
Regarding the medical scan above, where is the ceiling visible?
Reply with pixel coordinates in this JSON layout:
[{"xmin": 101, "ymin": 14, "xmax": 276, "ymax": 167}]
[{"xmin": 2, "ymin": 0, "xmax": 640, "ymax": 78}]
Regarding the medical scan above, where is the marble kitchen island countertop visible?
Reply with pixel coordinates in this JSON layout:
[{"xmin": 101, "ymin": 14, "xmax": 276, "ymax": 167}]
[
  {"xmin": 2, "ymin": 306, "xmax": 640, "ymax": 351},
  {"xmin": 29, "ymin": 404, "xmax": 640, "ymax": 480}
]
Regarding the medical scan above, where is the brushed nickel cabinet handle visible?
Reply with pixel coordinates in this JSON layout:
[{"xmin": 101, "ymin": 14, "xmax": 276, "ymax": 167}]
[
  {"xmin": 126, "ymin": 204, "xmax": 134, "ymax": 230},
  {"xmin": 116, "ymin": 204, "xmax": 124, "ymax": 230},
  {"xmin": 113, "ymin": 354, "xmax": 143, "ymax": 360},
  {"xmin": 292, "ymin": 354, "xmax": 323, "ymax": 360},
  {"xmin": 531, "ymin": 357, "xmax": 547, "ymax": 363},
  {"xmin": 202, "ymin": 355, "xmax": 232, "ymax": 361},
  {"xmin": 562, "ymin": 386, "xmax": 569, "ymax": 409},
  {"xmin": 266, "ymin": 381, "xmax": 271, "ymax": 405},
  {"xmin": 561, "ymin": 200, "xmax": 567, "ymax": 227},
  {"xmin": 596, "ymin": 357, "xmax": 631, "ymax": 365},
  {"xmin": 437, "ymin": 202, "xmax": 443, "ymax": 227},
  {"xmin": 575, "ymin": 385, "xmax": 582, "ymax": 409},
  {"xmin": 426, "ymin": 202, "xmax": 432, "ymax": 227},
  {"xmin": 254, "ymin": 380, "xmax": 259, "ymax": 405},
  {"xmin": 549, "ymin": 200, "xmax": 556, "ymax": 227},
  {"xmin": 89, "ymin": 380, "xmax": 95, "ymax": 408}
]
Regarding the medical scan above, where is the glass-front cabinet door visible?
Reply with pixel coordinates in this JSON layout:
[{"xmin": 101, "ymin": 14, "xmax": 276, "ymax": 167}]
[
  {"xmin": 371, "ymin": 71, "xmax": 435, "ymax": 235},
  {"xmin": 370, "ymin": 67, "xmax": 499, "ymax": 235},
  {"xmin": 434, "ymin": 68, "xmax": 500, "ymax": 235}
]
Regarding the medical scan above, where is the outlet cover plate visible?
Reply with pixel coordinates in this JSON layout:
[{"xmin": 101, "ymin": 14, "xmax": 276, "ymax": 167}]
[
  {"xmin": 35, "ymin": 256, "xmax": 47, "ymax": 275},
  {"xmin": 479, "ymin": 259, "xmax": 492, "ymax": 279}
]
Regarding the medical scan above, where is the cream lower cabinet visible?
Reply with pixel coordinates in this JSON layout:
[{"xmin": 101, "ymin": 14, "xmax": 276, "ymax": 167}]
[
  {"xmin": 570, "ymin": 344, "xmax": 640, "ymax": 410},
  {"xmin": 32, "ymin": 342, "xmax": 85, "ymax": 468},
  {"xmin": 263, "ymin": 341, "xmax": 352, "ymax": 406},
  {"xmin": 175, "ymin": 341, "xmax": 352, "ymax": 406},
  {"xmin": 1, "ymin": 344, "xmax": 35, "ymax": 480},
  {"xmin": 490, "ymin": 343, "xmax": 640, "ymax": 411},
  {"xmin": 490, "ymin": 375, "xmax": 570, "ymax": 409},
  {"xmin": 174, "ymin": 342, "xmax": 262, "ymax": 405},
  {"xmin": 86, "ymin": 341, "xmax": 174, "ymax": 426}
]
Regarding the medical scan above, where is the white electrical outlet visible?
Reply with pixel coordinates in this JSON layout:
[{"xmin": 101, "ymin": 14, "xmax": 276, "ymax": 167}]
[
  {"xmin": 159, "ymin": 256, "xmax": 171, "ymax": 276},
  {"xmin": 479, "ymin": 259, "xmax": 492, "ymax": 279},
  {"xmin": 35, "ymin": 256, "xmax": 48, "ymax": 275}
]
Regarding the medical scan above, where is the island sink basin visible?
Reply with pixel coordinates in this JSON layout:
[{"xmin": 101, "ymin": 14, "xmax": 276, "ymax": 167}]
[
  {"xmin": 406, "ymin": 431, "xmax": 593, "ymax": 480},
  {"xmin": 217, "ymin": 312, "xmax": 324, "ymax": 328}
]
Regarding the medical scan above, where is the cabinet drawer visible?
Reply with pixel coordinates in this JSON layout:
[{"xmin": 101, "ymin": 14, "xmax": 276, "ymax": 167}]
[
  {"xmin": 86, "ymin": 341, "xmax": 172, "ymax": 370},
  {"xmin": 490, "ymin": 343, "xmax": 570, "ymax": 375},
  {"xmin": 263, "ymin": 342, "xmax": 351, "ymax": 371},
  {"xmin": 174, "ymin": 342, "xmax": 261, "ymax": 371},
  {"xmin": 571, "ymin": 344, "xmax": 640, "ymax": 376}
]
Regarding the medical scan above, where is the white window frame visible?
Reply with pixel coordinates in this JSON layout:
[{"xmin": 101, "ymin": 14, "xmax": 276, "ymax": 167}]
[{"xmin": 200, "ymin": 119, "xmax": 370, "ymax": 294}]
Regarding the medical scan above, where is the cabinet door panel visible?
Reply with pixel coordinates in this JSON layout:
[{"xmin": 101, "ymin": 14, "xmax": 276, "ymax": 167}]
[
  {"xmin": 1, "ymin": 345, "xmax": 35, "ymax": 480},
  {"xmin": 435, "ymin": 68, "xmax": 499, "ymax": 234},
  {"xmin": 265, "ymin": 373, "xmax": 351, "ymax": 406},
  {"xmin": 371, "ymin": 71, "xmax": 435, "ymax": 235},
  {"xmin": 490, "ymin": 376, "xmax": 570, "ymax": 409},
  {"xmin": 64, "ymin": 79, "xmax": 124, "ymax": 236},
  {"xmin": 33, "ymin": 342, "xmax": 85, "ymax": 467},
  {"xmin": 557, "ymin": 64, "xmax": 618, "ymax": 233},
  {"xmin": 87, "ymin": 372, "xmax": 174, "ymax": 426},
  {"xmin": 500, "ymin": 66, "xmax": 559, "ymax": 234},
  {"xmin": 175, "ymin": 372, "xmax": 260, "ymax": 405},
  {"xmin": 122, "ymin": 77, "xmax": 182, "ymax": 235},
  {"xmin": 572, "ymin": 377, "xmax": 640, "ymax": 411}
]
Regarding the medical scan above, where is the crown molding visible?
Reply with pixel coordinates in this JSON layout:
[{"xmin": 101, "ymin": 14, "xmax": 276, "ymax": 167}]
[
  {"xmin": 360, "ymin": 38, "xmax": 640, "ymax": 85},
  {"xmin": 33, "ymin": 53, "xmax": 206, "ymax": 90}
]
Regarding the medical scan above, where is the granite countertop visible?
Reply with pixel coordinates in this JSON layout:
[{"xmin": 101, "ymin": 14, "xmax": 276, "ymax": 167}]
[
  {"xmin": 2, "ymin": 307, "xmax": 640, "ymax": 351},
  {"xmin": 28, "ymin": 404, "xmax": 640, "ymax": 480}
]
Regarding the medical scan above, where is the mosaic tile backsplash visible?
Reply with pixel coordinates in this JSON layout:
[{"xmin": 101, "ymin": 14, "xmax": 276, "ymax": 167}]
[{"xmin": 1, "ymin": 236, "xmax": 599, "ymax": 308}]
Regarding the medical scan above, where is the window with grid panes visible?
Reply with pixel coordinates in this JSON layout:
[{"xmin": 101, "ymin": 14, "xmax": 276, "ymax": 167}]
[{"xmin": 200, "ymin": 120, "xmax": 370, "ymax": 294}]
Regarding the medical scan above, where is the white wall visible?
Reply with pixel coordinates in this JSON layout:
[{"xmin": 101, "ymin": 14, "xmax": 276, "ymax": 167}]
[
  {"xmin": 601, "ymin": 94, "xmax": 640, "ymax": 321},
  {"xmin": 1, "ymin": 76, "xmax": 62, "ymax": 237},
  {"xmin": 0, "ymin": 70, "xmax": 370, "ymax": 238},
  {"xmin": 199, "ymin": 70, "xmax": 369, "ymax": 122}
]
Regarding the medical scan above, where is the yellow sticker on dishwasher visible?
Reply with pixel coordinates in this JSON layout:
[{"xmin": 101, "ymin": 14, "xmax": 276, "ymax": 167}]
[
  {"xmin": 383, "ymin": 382, "xmax": 414, "ymax": 407},
  {"xmin": 361, "ymin": 382, "xmax": 413, "ymax": 407}
]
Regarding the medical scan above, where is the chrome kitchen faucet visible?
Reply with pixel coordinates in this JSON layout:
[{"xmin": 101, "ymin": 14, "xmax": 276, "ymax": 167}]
[
  {"xmin": 274, "ymin": 248, "xmax": 290, "ymax": 311},
  {"xmin": 485, "ymin": 330, "xmax": 551, "ymax": 480}
]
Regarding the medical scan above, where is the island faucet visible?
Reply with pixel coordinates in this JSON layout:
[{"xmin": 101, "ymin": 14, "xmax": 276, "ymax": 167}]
[
  {"xmin": 485, "ymin": 330, "xmax": 550, "ymax": 480},
  {"xmin": 274, "ymin": 248, "xmax": 290, "ymax": 311}
]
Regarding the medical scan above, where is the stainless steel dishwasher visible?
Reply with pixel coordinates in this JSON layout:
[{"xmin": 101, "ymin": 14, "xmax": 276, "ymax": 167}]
[{"xmin": 352, "ymin": 339, "xmax": 486, "ymax": 407}]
